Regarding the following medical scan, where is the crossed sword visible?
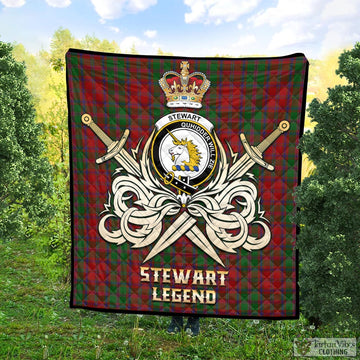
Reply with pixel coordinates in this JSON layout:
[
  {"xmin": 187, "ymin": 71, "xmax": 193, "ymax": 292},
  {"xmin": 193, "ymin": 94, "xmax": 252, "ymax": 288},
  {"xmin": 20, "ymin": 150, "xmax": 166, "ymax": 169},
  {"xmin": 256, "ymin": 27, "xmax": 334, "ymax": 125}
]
[{"xmin": 81, "ymin": 113, "xmax": 290, "ymax": 267}]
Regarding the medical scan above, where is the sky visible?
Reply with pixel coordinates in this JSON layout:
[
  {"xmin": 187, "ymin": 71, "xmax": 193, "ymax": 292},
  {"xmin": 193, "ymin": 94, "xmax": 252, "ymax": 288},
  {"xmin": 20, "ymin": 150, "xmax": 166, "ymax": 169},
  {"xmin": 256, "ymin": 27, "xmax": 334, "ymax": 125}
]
[{"xmin": 0, "ymin": 0, "xmax": 359, "ymax": 59}]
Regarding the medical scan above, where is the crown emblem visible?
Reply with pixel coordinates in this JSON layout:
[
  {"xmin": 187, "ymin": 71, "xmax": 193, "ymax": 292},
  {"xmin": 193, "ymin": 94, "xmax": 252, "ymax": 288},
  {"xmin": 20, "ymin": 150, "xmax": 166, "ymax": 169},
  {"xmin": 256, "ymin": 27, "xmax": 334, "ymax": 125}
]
[{"xmin": 159, "ymin": 61, "xmax": 210, "ymax": 109}]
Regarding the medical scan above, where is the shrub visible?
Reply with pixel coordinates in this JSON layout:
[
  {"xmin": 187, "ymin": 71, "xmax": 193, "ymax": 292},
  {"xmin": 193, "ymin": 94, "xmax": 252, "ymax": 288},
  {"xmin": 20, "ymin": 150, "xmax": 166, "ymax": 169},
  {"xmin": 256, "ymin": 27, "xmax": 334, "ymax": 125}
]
[{"xmin": 295, "ymin": 43, "xmax": 360, "ymax": 329}]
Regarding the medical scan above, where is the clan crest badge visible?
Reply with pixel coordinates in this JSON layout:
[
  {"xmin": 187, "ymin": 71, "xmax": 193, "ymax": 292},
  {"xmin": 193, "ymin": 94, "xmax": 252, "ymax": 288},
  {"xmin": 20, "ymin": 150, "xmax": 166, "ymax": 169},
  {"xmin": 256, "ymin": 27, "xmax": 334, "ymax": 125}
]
[{"xmin": 151, "ymin": 112, "xmax": 217, "ymax": 196}]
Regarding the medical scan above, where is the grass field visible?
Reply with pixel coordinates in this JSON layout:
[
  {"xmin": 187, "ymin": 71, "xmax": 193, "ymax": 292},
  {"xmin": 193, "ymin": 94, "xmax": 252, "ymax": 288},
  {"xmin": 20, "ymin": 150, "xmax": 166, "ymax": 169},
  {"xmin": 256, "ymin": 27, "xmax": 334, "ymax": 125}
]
[{"xmin": 0, "ymin": 237, "xmax": 359, "ymax": 360}]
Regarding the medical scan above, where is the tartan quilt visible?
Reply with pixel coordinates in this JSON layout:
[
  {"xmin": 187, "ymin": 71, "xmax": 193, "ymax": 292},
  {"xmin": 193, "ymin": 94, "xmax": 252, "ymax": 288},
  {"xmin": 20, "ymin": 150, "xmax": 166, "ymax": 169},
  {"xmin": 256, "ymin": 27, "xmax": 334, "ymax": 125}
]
[{"xmin": 66, "ymin": 49, "xmax": 308, "ymax": 318}]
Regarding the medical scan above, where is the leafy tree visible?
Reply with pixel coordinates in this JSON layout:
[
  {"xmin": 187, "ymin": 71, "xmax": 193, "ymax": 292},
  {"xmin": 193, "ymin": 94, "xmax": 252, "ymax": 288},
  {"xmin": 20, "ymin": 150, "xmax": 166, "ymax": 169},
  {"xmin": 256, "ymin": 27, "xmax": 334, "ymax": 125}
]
[
  {"xmin": 157, "ymin": 48, "xmax": 173, "ymax": 56},
  {"xmin": 13, "ymin": 44, "xmax": 53, "ymax": 105},
  {"xmin": 130, "ymin": 43, "xmax": 139, "ymax": 54},
  {"xmin": 37, "ymin": 63, "xmax": 71, "ymax": 281},
  {"xmin": 295, "ymin": 43, "xmax": 360, "ymax": 329},
  {"xmin": 0, "ymin": 41, "xmax": 53, "ymax": 239},
  {"xmin": 48, "ymin": 28, "xmax": 121, "ymax": 71},
  {"xmin": 79, "ymin": 34, "xmax": 120, "ymax": 53},
  {"xmin": 310, "ymin": 50, "xmax": 349, "ymax": 103},
  {"xmin": 49, "ymin": 27, "xmax": 79, "ymax": 71},
  {"xmin": 14, "ymin": 28, "xmax": 124, "ymax": 279}
]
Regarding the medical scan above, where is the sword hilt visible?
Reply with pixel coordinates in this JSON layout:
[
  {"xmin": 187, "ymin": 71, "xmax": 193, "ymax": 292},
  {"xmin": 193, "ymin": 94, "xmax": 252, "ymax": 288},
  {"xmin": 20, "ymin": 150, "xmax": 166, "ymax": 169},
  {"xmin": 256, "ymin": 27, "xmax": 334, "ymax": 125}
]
[
  {"xmin": 240, "ymin": 134, "xmax": 274, "ymax": 171},
  {"xmin": 240, "ymin": 120, "xmax": 290, "ymax": 172},
  {"xmin": 257, "ymin": 120, "xmax": 290, "ymax": 153},
  {"xmin": 81, "ymin": 113, "xmax": 113, "ymax": 147},
  {"xmin": 81, "ymin": 113, "xmax": 130, "ymax": 165},
  {"xmin": 95, "ymin": 129, "xmax": 130, "ymax": 164}
]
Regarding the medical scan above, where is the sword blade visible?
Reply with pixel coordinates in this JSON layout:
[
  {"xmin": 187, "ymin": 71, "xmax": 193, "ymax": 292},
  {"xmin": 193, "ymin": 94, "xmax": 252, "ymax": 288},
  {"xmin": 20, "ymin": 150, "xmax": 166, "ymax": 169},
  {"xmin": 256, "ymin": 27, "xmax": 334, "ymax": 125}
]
[
  {"xmin": 82, "ymin": 113, "xmax": 141, "ymax": 177},
  {"xmin": 186, "ymin": 226, "xmax": 224, "ymax": 267},
  {"xmin": 143, "ymin": 212, "xmax": 196, "ymax": 263},
  {"xmin": 143, "ymin": 211, "xmax": 225, "ymax": 267},
  {"xmin": 227, "ymin": 153, "xmax": 254, "ymax": 181},
  {"xmin": 114, "ymin": 150, "xmax": 142, "ymax": 177}
]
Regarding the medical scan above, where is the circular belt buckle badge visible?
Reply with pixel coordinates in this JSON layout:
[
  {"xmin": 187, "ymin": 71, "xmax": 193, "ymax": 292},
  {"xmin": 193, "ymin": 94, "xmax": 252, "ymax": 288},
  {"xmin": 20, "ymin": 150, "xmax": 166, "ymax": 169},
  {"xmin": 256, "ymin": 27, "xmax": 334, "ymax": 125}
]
[{"xmin": 151, "ymin": 112, "xmax": 218, "ymax": 194}]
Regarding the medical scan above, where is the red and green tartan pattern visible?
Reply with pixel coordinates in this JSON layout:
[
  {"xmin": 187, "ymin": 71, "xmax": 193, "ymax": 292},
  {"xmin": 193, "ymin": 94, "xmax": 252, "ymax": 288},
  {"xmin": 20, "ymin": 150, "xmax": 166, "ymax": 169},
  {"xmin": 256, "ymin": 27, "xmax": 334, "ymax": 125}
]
[{"xmin": 66, "ymin": 49, "xmax": 308, "ymax": 318}]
